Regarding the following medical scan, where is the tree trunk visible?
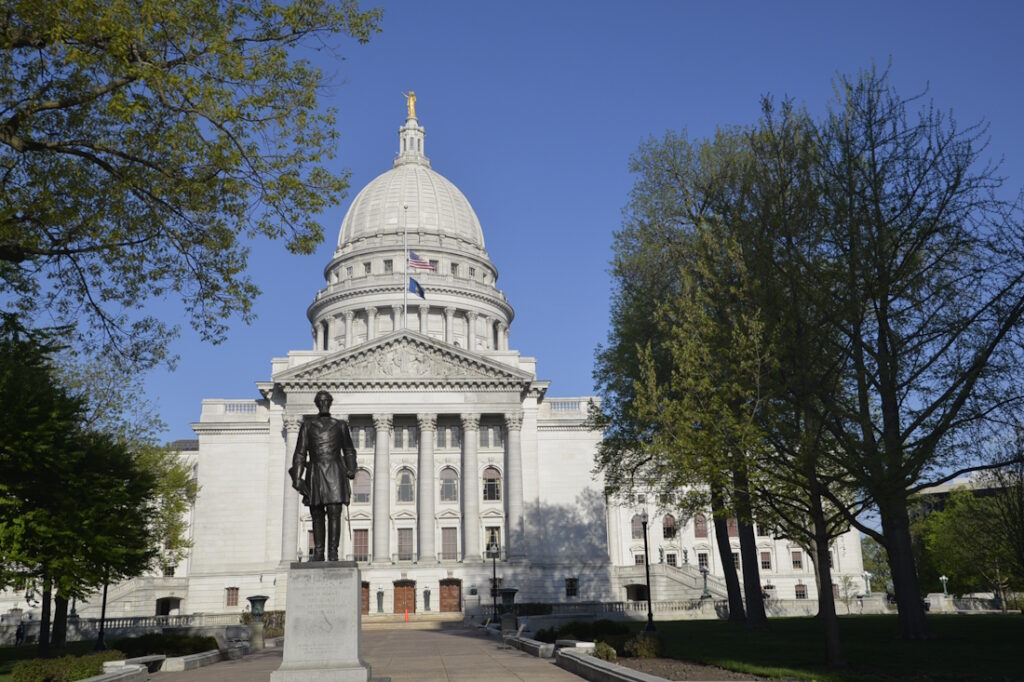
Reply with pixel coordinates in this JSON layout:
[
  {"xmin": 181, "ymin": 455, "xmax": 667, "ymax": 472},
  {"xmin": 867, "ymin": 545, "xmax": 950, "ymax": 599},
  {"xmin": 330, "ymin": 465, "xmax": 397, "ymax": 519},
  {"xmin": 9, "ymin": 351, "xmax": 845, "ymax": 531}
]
[
  {"xmin": 711, "ymin": 488, "xmax": 746, "ymax": 623},
  {"xmin": 51, "ymin": 593, "xmax": 68, "ymax": 652},
  {"xmin": 37, "ymin": 574, "xmax": 51, "ymax": 658},
  {"xmin": 733, "ymin": 467, "xmax": 767, "ymax": 628},
  {"xmin": 809, "ymin": 480, "xmax": 845, "ymax": 668},
  {"xmin": 880, "ymin": 498, "xmax": 929, "ymax": 639}
]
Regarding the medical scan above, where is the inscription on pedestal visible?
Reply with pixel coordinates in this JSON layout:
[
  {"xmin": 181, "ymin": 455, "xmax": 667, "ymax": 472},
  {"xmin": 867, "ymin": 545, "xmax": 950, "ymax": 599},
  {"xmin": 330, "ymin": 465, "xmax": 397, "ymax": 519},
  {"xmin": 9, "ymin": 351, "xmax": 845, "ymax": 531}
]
[{"xmin": 272, "ymin": 562, "xmax": 371, "ymax": 682}]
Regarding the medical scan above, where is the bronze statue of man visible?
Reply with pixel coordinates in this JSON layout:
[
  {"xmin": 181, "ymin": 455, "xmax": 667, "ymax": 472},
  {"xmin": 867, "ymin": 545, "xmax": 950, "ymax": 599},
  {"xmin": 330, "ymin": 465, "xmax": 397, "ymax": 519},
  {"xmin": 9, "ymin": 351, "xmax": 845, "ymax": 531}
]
[{"xmin": 289, "ymin": 390, "xmax": 357, "ymax": 561}]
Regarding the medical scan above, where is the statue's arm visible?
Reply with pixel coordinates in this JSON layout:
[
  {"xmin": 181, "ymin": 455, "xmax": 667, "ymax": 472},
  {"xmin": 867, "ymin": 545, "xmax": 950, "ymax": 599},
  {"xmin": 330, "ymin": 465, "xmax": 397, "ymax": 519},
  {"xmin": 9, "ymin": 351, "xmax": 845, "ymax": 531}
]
[
  {"xmin": 289, "ymin": 419, "xmax": 308, "ymax": 487},
  {"xmin": 341, "ymin": 422, "xmax": 357, "ymax": 478}
]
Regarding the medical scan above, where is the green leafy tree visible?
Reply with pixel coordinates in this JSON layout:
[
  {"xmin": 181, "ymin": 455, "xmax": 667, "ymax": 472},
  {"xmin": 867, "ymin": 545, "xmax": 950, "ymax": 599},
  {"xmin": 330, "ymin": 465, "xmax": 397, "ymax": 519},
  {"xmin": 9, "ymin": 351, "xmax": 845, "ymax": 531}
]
[
  {"xmin": 860, "ymin": 535, "xmax": 892, "ymax": 594},
  {"xmin": 0, "ymin": 0, "xmax": 382, "ymax": 369},
  {"xmin": 0, "ymin": 315, "xmax": 167, "ymax": 654},
  {"xmin": 922, "ymin": 490, "xmax": 1016, "ymax": 608}
]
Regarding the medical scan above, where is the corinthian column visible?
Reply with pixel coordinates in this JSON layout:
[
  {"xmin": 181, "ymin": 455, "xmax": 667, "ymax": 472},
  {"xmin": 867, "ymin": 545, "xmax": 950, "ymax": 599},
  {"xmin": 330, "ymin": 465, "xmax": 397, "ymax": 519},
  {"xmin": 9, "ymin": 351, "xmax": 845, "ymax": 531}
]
[
  {"xmin": 444, "ymin": 307, "xmax": 455, "ymax": 344},
  {"xmin": 418, "ymin": 304, "xmax": 429, "ymax": 335},
  {"xmin": 344, "ymin": 310, "xmax": 354, "ymax": 348},
  {"xmin": 467, "ymin": 311, "xmax": 478, "ymax": 351},
  {"xmin": 504, "ymin": 410, "xmax": 525, "ymax": 559},
  {"xmin": 460, "ymin": 414, "xmax": 481, "ymax": 561},
  {"xmin": 367, "ymin": 307, "xmax": 377, "ymax": 341},
  {"xmin": 372, "ymin": 413, "xmax": 392, "ymax": 563},
  {"xmin": 281, "ymin": 415, "xmax": 303, "ymax": 563},
  {"xmin": 417, "ymin": 413, "xmax": 437, "ymax": 563}
]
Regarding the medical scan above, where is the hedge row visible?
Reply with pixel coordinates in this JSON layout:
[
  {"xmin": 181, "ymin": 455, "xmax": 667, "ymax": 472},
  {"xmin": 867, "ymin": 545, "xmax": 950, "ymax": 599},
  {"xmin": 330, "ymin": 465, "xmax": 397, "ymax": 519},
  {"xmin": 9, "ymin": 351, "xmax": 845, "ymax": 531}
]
[{"xmin": 12, "ymin": 650, "xmax": 124, "ymax": 682}]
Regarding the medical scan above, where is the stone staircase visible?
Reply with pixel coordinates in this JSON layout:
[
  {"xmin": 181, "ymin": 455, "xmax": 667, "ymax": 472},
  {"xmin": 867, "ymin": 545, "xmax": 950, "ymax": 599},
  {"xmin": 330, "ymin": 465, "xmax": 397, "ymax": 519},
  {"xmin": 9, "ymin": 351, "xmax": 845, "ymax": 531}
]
[
  {"xmin": 360, "ymin": 611, "xmax": 465, "ymax": 630},
  {"xmin": 615, "ymin": 563, "xmax": 729, "ymax": 601}
]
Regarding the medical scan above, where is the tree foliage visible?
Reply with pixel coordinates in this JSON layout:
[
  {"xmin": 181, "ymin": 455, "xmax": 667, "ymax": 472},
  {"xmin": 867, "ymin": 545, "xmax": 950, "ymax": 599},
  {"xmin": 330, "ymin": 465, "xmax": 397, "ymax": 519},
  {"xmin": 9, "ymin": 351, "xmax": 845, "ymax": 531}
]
[
  {"xmin": 594, "ymin": 64, "xmax": 1024, "ymax": 646},
  {"xmin": 0, "ymin": 0, "xmax": 382, "ymax": 368}
]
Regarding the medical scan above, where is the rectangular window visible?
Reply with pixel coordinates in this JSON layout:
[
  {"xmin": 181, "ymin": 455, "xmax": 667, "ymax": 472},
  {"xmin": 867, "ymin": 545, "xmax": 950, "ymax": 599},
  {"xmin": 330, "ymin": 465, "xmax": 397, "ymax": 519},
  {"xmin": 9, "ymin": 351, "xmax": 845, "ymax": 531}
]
[
  {"xmin": 565, "ymin": 578, "xmax": 579, "ymax": 598},
  {"xmin": 829, "ymin": 551, "xmax": 835, "ymax": 568},
  {"xmin": 353, "ymin": 529, "xmax": 369, "ymax": 561},
  {"xmin": 760, "ymin": 551, "xmax": 772, "ymax": 571},
  {"xmin": 795, "ymin": 584, "xmax": 808, "ymax": 600},
  {"xmin": 485, "ymin": 526, "xmax": 501, "ymax": 554},
  {"xmin": 441, "ymin": 527, "xmax": 458, "ymax": 560},
  {"xmin": 792, "ymin": 551, "xmax": 803, "ymax": 570},
  {"xmin": 450, "ymin": 263, "xmax": 459, "ymax": 277},
  {"xmin": 635, "ymin": 554, "xmax": 646, "ymax": 565},
  {"xmin": 637, "ymin": 493, "xmax": 646, "ymax": 504},
  {"xmin": 226, "ymin": 587, "xmax": 239, "ymax": 607},
  {"xmin": 394, "ymin": 427, "xmax": 403, "ymax": 449},
  {"xmin": 440, "ymin": 473, "xmax": 458, "ymax": 502},
  {"xmin": 384, "ymin": 259, "xmax": 393, "ymax": 273},
  {"xmin": 757, "ymin": 524, "xmax": 770, "ymax": 537},
  {"xmin": 436, "ymin": 427, "xmax": 446, "ymax": 448},
  {"xmin": 727, "ymin": 517, "xmax": 739, "ymax": 537},
  {"xmin": 363, "ymin": 262, "xmax": 371, "ymax": 275},
  {"xmin": 429, "ymin": 259, "xmax": 439, "ymax": 271},
  {"xmin": 832, "ymin": 583, "xmax": 840, "ymax": 598},
  {"xmin": 490, "ymin": 576, "xmax": 503, "ymax": 597},
  {"xmin": 397, "ymin": 528, "xmax": 414, "ymax": 561},
  {"xmin": 480, "ymin": 427, "xmax": 489, "ymax": 448},
  {"xmin": 732, "ymin": 552, "xmax": 740, "ymax": 569},
  {"xmin": 666, "ymin": 553, "xmax": 677, "ymax": 567},
  {"xmin": 698, "ymin": 552, "xmax": 709, "ymax": 571},
  {"xmin": 346, "ymin": 266, "xmax": 353, "ymax": 278},
  {"xmin": 469, "ymin": 266, "xmax": 476, "ymax": 278}
]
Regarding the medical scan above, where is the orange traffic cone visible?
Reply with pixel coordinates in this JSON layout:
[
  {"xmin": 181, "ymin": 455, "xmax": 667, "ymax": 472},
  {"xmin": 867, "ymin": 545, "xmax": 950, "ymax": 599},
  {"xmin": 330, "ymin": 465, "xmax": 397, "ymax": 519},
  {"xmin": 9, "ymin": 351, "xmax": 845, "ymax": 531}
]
[{"xmin": 404, "ymin": 609, "xmax": 409, "ymax": 622}]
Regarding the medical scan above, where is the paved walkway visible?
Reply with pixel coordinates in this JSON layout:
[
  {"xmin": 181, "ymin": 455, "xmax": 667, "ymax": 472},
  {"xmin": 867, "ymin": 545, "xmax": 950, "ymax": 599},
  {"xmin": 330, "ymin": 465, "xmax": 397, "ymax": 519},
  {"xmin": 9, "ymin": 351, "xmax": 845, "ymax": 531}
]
[{"xmin": 153, "ymin": 629, "xmax": 583, "ymax": 682}]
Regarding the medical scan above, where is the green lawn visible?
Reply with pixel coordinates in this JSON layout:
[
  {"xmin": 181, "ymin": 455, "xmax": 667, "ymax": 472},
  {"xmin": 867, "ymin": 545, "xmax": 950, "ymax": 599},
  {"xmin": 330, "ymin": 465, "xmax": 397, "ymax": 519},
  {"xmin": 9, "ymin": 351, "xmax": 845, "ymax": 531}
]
[{"xmin": 643, "ymin": 614, "xmax": 1024, "ymax": 681}]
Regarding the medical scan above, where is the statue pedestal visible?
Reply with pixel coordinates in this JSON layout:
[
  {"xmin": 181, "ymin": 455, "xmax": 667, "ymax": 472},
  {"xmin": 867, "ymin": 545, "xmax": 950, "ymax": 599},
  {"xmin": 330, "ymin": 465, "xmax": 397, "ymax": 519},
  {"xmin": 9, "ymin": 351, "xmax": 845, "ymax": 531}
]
[{"xmin": 271, "ymin": 562, "xmax": 371, "ymax": 682}]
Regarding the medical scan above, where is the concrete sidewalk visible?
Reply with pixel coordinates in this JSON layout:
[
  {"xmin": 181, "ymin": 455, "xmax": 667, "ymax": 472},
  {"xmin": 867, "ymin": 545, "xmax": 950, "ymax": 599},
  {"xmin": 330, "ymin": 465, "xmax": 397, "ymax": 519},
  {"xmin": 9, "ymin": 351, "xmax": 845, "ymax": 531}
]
[{"xmin": 152, "ymin": 628, "xmax": 583, "ymax": 682}]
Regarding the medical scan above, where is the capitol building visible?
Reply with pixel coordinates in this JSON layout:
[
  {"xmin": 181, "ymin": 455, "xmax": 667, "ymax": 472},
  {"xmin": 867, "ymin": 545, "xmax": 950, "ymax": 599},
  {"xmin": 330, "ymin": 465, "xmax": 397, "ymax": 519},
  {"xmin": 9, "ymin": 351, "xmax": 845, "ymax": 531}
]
[{"xmin": 4, "ymin": 102, "xmax": 866, "ymax": 622}]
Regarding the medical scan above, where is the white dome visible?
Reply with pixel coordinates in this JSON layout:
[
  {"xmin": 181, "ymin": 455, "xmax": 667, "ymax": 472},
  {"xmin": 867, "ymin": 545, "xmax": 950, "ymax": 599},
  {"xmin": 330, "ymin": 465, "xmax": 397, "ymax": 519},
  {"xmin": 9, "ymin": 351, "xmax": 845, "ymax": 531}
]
[{"xmin": 337, "ymin": 162, "xmax": 485, "ymax": 249}]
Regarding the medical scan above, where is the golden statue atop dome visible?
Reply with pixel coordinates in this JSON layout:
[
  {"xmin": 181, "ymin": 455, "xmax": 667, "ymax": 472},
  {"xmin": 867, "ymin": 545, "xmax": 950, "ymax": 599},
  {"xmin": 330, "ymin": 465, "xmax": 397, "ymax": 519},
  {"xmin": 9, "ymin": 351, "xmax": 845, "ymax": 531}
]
[{"xmin": 403, "ymin": 90, "xmax": 416, "ymax": 118}]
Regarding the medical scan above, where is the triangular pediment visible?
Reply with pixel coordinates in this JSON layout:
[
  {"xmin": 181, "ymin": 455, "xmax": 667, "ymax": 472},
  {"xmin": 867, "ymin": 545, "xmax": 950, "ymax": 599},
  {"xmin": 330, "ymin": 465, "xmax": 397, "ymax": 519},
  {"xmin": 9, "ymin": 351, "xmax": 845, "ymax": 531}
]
[{"xmin": 274, "ymin": 331, "xmax": 534, "ymax": 390}]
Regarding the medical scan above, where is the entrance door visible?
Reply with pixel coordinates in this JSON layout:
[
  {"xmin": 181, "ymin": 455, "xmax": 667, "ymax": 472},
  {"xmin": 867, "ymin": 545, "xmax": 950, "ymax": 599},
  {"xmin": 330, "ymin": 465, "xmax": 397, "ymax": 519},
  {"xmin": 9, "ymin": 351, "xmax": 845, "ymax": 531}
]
[
  {"xmin": 361, "ymin": 582, "xmax": 369, "ymax": 615},
  {"xmin": 394, "ymin": 580, "xmax": 416, "ymax": 614},
  {"xmin": 439, "ymin": 579, "xmax": 461, "ymax": 612}
]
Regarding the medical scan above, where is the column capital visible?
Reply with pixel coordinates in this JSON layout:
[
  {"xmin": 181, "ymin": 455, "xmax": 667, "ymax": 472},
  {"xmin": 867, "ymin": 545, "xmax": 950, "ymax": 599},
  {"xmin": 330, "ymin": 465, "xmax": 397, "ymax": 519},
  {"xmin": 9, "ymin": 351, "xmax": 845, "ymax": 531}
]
[
  {"xmin": 283, "ymin": 414, "xmax": 304, "ymax": 432},
  {"xmin": 367, "ymin": 306, "xmax": 377, "ymax": 316},
  {"xmin": 392, "ymin": 304, "xmax": 402, "ymax": 315},
  {"xmin": 504, "ymin": 410, "xmax": 524, "ymax": 431},
  {"xmin": 498, "ymin": 321, "xmax": 508, "ymax": 332},
  {"xmin": 417, "ymin": 413, "xmax": 437, "ymax": 432},
  {"xmin": 418, "ymin": 304, "xmax": 429, "ymax": 314},
  {"xmin": 444, "ymin": 306, "xmax": 456, "ymax": 316},
  {"xmin": 372, "ymin": 413, "xmax": 393, "ymax": 432},
  {"xmin": 460, "ymin": 413, "xmax": 480, "ymax": 431},
  {"xmin": 467, "ymin": 310, "xmax": 478, "ymax": 321},
  {"xmin": 344, "ymin": 310, "xmax": 355, "ymax": 321}
]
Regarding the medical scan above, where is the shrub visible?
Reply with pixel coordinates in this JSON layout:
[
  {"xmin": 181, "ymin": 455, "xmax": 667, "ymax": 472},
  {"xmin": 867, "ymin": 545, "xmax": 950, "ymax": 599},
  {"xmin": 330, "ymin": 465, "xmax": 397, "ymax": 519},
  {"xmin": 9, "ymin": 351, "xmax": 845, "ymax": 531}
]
[
  {"xmin": 592, "ymin": 641, "xmax": 617, "ymax": 662},
  {"xmin": 12, "ymin": 650, "xmax": 124, "ymax": 682},
  {"xmin": 531, "ymin": 619, "xmax": 631, "ymax": 644},
  {"xmin": 108, "ymin": 633, "xmax": 218, "ymax": 657},
  {"xmin": 623, "ymin": 632, "xmax": 663, "ymax": 658}
]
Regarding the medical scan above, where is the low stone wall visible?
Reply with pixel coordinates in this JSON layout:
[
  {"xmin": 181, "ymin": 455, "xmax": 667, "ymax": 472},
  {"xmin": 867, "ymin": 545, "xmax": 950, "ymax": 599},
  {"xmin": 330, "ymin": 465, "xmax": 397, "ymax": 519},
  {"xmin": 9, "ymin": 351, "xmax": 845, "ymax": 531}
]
[
  {"xmin": 555, "ymin": 648, "xmax": 665, "ymax": 682},
  {"xmin": 79, "ymin": 664, "xmax": 148, "ymax": 682},
  {"xmin": 163, "ymin": 649, "xmax": 223, "ymax": 672}
]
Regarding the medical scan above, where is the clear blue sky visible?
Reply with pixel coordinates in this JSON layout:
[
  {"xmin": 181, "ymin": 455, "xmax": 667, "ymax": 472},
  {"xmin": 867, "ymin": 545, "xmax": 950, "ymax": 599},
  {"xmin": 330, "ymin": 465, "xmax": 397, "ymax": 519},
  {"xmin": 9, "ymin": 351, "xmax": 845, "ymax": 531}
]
[{"xmin": 149, "ymin": 0, "xmax": 1024, "ymax": 440}]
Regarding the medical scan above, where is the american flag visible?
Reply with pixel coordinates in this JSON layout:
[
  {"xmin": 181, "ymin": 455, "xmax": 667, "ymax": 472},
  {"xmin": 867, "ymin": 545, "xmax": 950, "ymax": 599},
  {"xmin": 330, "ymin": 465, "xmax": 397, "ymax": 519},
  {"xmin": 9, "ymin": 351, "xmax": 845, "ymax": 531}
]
[{"xmin": 408, "ymin": 250, "xmax": 436, "ymax": 271}]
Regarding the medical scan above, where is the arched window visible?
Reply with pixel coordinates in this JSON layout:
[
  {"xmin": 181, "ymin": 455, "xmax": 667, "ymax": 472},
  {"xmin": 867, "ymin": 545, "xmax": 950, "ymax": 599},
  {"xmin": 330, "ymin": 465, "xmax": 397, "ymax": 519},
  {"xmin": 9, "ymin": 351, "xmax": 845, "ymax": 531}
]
[
  {"xmin": 482, "ymin": 467, "xmax": 501, "ymax": 501},
  {"xmin": 439, "ymin": 467, "xmax": 459, "ymax": 502},
  {"xmin": 694, "ymin": 514, "xmax": 708, "ymax": 538},
  {"xmin": 396, "ymin": 469, "xmax": 415, "ymax": 503},
  {"xmin": 352, "ymin": 469, "xmax": 371, "ymax": 504},
  {"xmin": 662, "ymin": 514, "xmax": 676, "ymax": 539},
  {"xmin": 631, "ymin": 514, "xmax": 644, "ymax": 539}
]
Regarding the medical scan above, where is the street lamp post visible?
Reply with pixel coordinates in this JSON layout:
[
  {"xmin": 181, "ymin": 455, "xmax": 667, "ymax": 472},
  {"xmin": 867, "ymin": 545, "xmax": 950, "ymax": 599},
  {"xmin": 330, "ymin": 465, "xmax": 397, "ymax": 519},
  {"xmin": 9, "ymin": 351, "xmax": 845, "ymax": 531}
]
[
  {"xmin": 488, "ymin": 541, "xmax": 499, "ymax": 619},
  {"xmin": 640, "ymin": 511, "xmax": 655, "ymax": 632},
  {"xmin": 92, "ymin": 577, "xmax": 109, "ymax": 651},
  {"xmin": 700, "ymin": 566, "xmax": 711, "ymax": 599},
  {"xmin": 939, "ymin": 575, "xmax": 949, "ymax": 597}
]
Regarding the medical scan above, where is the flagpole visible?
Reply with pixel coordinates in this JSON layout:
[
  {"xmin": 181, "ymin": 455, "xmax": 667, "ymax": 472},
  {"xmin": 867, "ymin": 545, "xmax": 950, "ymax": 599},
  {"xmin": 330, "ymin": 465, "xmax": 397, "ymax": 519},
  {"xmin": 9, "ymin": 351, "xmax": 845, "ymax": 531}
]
[{"xmin": 403, "ymin": 203, "xmax": 408, "ymax": 330}]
